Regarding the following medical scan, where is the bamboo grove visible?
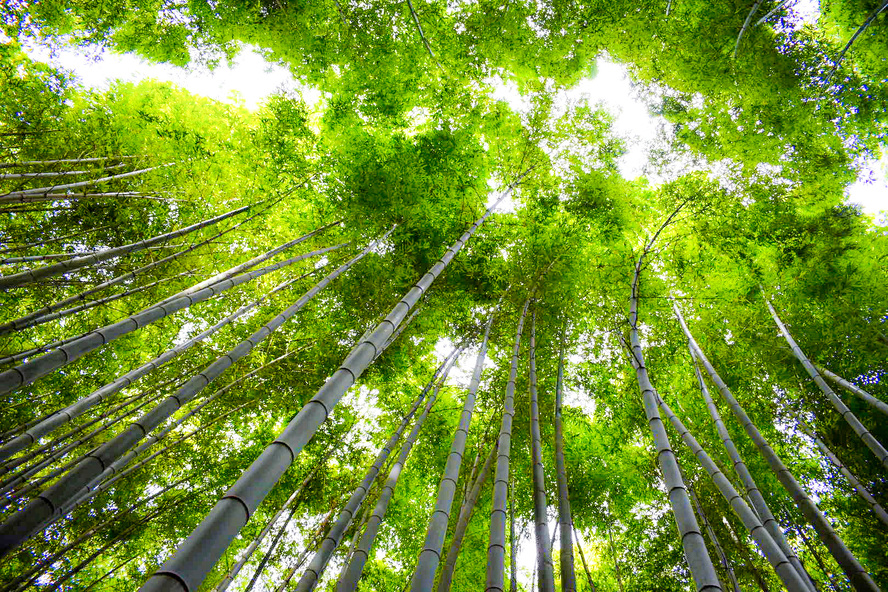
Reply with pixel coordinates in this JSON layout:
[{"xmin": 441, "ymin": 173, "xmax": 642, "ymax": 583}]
[{"xmin": 0, "ymin": 0, "xmax": 887, "ymax": 590}]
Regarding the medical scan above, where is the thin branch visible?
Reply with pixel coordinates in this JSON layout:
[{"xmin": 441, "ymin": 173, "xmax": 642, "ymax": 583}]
[
  {"xmin": 734, "ymin": 0, "xmax": 764, "ymax": 58},
  {"xmin": 405, "ymin": 0, "xmax": 442, "ymax": 69},
  {"xmin": 826, "ymin": 0, "xmax": 888, "ymax": 82}
]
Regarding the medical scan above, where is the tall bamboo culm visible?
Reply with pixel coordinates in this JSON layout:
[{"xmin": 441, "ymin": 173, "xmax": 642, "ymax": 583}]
[
  {"xmin": 627, "ymin": 240, "xmax": 721, "ymax": 592},
  {"xmin": 0, "ymin": 197, "xmax": 244, "ymax": 289},
  {"xmin": 657, "ymin": 396, "xmax": 809, "ymax": 592},
  {"xmin": 410, "ymin": 309, "xmax": 496, "ymax": 592},
  {"xmin": 673, "ymin": 304, "xmax": 879, "ymax": 592},
  {"xmin": 0, "ymin": 233, "xmax": 383, "ymax": 556},
  {"xmin": 140, "ymin": 174, "xmax": 529, "ymax": 592},
  {"xmin": 485, "ymin": 297, "xmax": 531, "ymax": 592},
  {"xmin": 795, "ymin": 417, "xmax": 888, "ymax": 528},
  {"xmin": 765, "ymin": 296, "xmax": 888, "ymax": 470},
  {"xmin": 554, "ymin": 326, "xmax": 577, "ymax": 592},
  {"xmin": 437, "ymin": 439, "xmax": 498, "ymax": 592},
  {"xmin": 528, "ymin": 309, "xmax": 556, "ymax": 592},
  {"xmin": 336, "ymin": 367, "xmax": 447, "ymax": 591},
  {"xmin": 676, "ymin": 302, "xmax": 812, "ymax": 591}
]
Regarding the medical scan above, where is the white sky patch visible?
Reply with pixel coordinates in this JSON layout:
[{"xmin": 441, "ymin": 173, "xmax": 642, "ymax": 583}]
[
  {"xmin": 847, "ymin": 153, "xmax": 888, "ymax": 221},
  {"xmin": 22, "ymin": 41, "xmax": 322, "ymax": 110},
  {"xmin": 559, "ymin": 59, "xmax": 661, "ymax": 180}
]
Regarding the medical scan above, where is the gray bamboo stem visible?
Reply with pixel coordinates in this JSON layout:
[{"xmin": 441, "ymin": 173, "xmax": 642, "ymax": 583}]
[
  {"xmin": 217, "ymin": 464, "xmax": 320, "ymax": 592},
  {"xmin": 0, "ymin": 198, "xmax": 243, "ymax": 289},
  {"xmin": 140, "ymin": 174, "xmax": 529, "ymax": 592},
  {"xmin": 486, "ymin": 296, "xmax": 531, "ymax": 592},
  {"xmin": 297, "ymin": 348, "xmax": 463, "ymax": 592},
  {"xmin": 510, "ymin": 473, "xmax": 518, "ymax": 592},
  {"xmin": 0, "ymin": 242, "xmax": 340, "ymax": 398},
  {"xmin": 678, "ymin": 310, "xmax": 811, "ymax": 590},
  {"xmin": 734, "ymin": 0, "xmax": 764, "ymax": 57},
  {"xmin": 657, "ymin": 396, "xmax": 809, "ymax": 592},
  {"xmin": 571, "ymin": 524, "xmax": 596, "ymax": 592},
  {"xmin": 274, "ymin": 509, "xmax": 336, "ymax": 592},
  {"xmin": 554, "ymin": 325, "xmax": 577, "ymax": 592},
  {"xmin": 410, "ymin": 310, "xmax": 495, "ymax": 592},
  {"xmin": 795, "ymin": 417, "xmax": 888, "ymax": 528},
  {"xmin": 528, "ymin": 309, "xmax": 556, "ymax": 592},
  {"xmin": 438, "ymin": 439, "xmax": 498, "ymax": 592},
  {"xmin": 687, "ymin": 482, "xmax": 742, "ymax": 592},
  {"xmin": 627, "ymin": 229, "xmax": 720, "ymax": 592},
  {"xmin": 0, "ymin": 162, "xmax": 173, "ymax": 201},
  {"xmin": 816, "ymin": 367, "xmax": 888, "ymax": 417},
  {"xmin": 0, "ymin": 234, "xmax": 379, "ymax": 556},
  {"xmin": 673, "ymin": 304, "xmax": 878, "ymax": 592},
  {"xmin": 336, "ymin": 369, "xmax": 446, "ymax": 591},
  {"xmin": 765, "ymin": 297, "xmax": 888, "ymax": 470}
]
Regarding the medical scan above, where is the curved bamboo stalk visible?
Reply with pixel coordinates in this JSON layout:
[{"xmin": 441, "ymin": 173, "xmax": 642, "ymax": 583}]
[
  {"xmin": 336, "ymin": 369, "xmax": 445, "ymax": 591},
  {"xmin": 674, "ymin": 306, "xmax": 879, "ymax": 592},
  {"xmin": 657, "ymin": 395, "xmax": 810, "ymax": 591},
  {"xmin": 510, "ymin": 473, "xmax": 518, "ymax": 592},
  {"xmin": 296, "ymin": 347, "xmax": 463, "ymax": 592},
  {"xmin": 140, "ymin": 174, "xmax": 529, "ymax": 592},
  {"xmin": 756, "ymin": 0, "xmax": 792, "ymax": 25},
  {"xmin": 795, "ymin": 417, "xmax": 888, "ymax": 528},
  {"xmin": 627, "ymin": 212, "xmax": 721, "ymax": 592},
  {"xmin": 486, "ymin": 297, "xmax": 531, "ymax": 592},
  {"xmin": 528, "ymin": 309, "xmax": 556, "ymax": 592},
  {"xmin": 439, "ymin": 439, "xmax": 497, "ymax": 592},
  {"xmin": 0, "ymin": 198, "xmax": 244, "ymax": 289},
  {"xmin": 0, "ymin": 270, "xmax": 319, "ymax": 462},
  {"xmin": 0, "ymin": 162, "xmax": 173, "ymax": 201},
  {"xmin": 765, "ymin": 297, "xmax": 888, "ymax": 470},
  {"xmin": 816, "ymin": 366, "xmax": 888, "ymax": 417},
  {"xmin": 410, "ymin": 310, "xmax": 496, "ymax": 592},
  {"xmin": 0, "ymin": 234, "xmax": 380, "ymax": 556},
  {"xmin": 675, "ymin": 304, "xmax": 812, "ymax": 591},
  {"xmin": 0, "ymin": 242, "xmax": 341, "ymax": 398},
  {"xmin": 554, "ymin": 325, "xmax": 576, "ymax": 592}
]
